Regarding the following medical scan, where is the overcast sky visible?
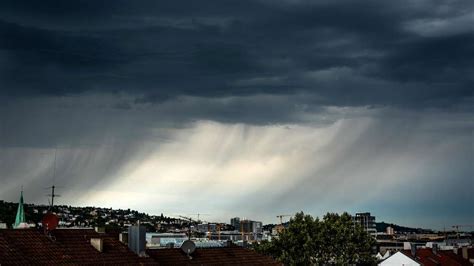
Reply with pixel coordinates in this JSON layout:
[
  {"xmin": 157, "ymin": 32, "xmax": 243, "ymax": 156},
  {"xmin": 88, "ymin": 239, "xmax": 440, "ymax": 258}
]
[{"xmin": 0, "ymin": 0, "xmax": 473, "ymax": 229}]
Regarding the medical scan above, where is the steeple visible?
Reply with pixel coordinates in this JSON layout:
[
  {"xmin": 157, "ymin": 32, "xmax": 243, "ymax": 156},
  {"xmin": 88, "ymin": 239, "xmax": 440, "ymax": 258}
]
[{"xmin": 14, "ymin": 189, "xmax": 27, "ymax": 229}]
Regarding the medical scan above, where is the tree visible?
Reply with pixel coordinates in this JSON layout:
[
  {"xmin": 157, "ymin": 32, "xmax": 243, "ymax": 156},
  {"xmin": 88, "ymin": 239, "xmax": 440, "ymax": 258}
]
[{"xmin": 255, "ymin": 212, "xmax": 376, "ymax": 265}]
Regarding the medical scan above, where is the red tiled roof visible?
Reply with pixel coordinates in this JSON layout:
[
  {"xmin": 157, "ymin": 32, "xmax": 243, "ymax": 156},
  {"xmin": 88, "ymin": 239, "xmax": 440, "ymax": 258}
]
[
  {"xmin": 0, "ymin": 229, "xmax": 281, "ymax": 265},
  {"xmin": 0, "ymin": 229, "xmax": 156, "ymax": 265},
  {"xmin": 440, "ymin": 250, "xmax": 473, "ymax": 265},
  {"xmin": 147, "ymin": 246, "xmax": 282, "ymax": 266},
  {"xmin": 401, "ymin": 248, "xmax": 471, "ymax": 266}
]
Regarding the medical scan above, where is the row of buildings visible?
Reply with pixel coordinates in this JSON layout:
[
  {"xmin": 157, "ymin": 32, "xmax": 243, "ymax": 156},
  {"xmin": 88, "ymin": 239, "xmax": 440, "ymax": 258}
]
[
  {"xmin": 0, "ymin": 191, "xmax": 280, "ymax": 265},
  {"xmin": 0, "ymin": 226, "xmax": 282, "ymax": 265},
  {"xmin": 378, "ymin": 244, "xmax": 473, "ymax": 265},
  {"xmin": 2, "ymin": 191, "xmax": 472, "ymax": 265},
  {"xmin": 230, "ymin": 217, "xmax": 263, "ymax": 234}
]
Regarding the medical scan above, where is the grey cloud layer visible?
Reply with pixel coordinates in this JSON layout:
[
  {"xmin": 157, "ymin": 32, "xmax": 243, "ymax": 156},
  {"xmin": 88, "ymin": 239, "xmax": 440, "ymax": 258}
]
[
  {"xmin": 0, "ymin": 0, "xmax": 473, "ymax": 227},
  {"xmin": 1, "ymin": 0, "xmax": 473, "ymax": 110},
  {"xmin": 1, "ymin": 101, "xmax": 471, "ymax": 228}
]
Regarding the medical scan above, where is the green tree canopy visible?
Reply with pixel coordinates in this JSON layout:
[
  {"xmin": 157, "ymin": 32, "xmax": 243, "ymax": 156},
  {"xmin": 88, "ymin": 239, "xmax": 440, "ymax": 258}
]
[{"xmin": 256, "ymin": 212, "xmax": 375, "ymax": 265}]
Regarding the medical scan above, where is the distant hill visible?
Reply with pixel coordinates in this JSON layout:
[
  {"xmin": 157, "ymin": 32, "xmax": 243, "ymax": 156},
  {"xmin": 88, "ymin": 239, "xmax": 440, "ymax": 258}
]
[
  {"xmin": 376, "ymin": 222, "xmax": 433, "ymax": 234},
  {"xmin": 0, "ymin": 200, "xmax": 189, "ymax": 230}
]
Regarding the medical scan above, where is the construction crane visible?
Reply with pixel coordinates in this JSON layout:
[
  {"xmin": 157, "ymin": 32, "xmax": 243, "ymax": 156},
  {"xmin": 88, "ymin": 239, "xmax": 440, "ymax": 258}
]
[
  {"xmin": 276, "ymin": 215, "xmax": 292, "ymax": 225},
  {"xmin": 178, "ymin": 215, "xmax": 196, "ymax": 223},
  {"xmin": 187, "ymin": 213, "xmax": 210, "ymax": 223},
  {"xmin": 217, "ymin": 223, "xmax": 222, "ymax": 241},
  {"xmin": 452, "ymin": 224, "xmax": 474, "ymax": 238},
  {"xmin": 452, "ymin": 224, "xmax": 474, "ymax": 231}
]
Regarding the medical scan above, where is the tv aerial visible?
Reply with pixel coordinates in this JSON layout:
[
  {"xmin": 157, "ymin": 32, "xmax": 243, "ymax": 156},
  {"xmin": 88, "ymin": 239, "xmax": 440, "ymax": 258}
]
[
  {"xmin": 46, "ymin": 185, "xmax": 62, "ymax": 208},
  {"xmin": 45, "ymin": 147, "xmax": 63, "ymax": 210}
]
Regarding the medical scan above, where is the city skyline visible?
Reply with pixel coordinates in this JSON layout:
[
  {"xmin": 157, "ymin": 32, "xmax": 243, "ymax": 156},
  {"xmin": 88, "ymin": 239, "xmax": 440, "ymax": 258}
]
[{"xmin": 0, "ymin": 0, "xmax": 473, "ymax": 230}]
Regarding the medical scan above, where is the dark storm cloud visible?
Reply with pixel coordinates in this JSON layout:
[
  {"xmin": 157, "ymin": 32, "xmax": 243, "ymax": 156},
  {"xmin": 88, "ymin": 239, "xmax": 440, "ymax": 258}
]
[
  {"xmin": 0, "ymin": 1, "xmax": 472, "ymax": 227},
  {"xmin": 1, "ymin": 0, "xmax": 473, "ymax": 109},
  {"xmin": 382, "ymin": 33, "xmax": 474, "ymax": 82},
  {"xmin": 0, "ymin": 19, "xmax": 130, "ymax": 96}
]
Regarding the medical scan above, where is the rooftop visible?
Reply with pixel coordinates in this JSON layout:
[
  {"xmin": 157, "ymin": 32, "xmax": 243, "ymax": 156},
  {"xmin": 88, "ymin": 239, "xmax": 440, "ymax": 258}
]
[
  {"xmin": 401, "ymin": 248, "xmax": 472, "ymax": 266},
  {"xmin": 0, "ymin": 228, "xmax": 155, "ymax": 265},
  {"xmin": 147, "ymin": 246, "xmax": 281, "ymax": 265},
  {"xmin": 0, "ymin": 228, "xmax": 280, "ymax": 265}
]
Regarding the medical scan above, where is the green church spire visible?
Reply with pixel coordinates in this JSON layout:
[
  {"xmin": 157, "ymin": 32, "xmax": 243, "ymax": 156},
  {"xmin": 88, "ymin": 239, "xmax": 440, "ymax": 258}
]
[{"xmin": 14, "ymin": 189, "xmax": 26, "ymax": 228}]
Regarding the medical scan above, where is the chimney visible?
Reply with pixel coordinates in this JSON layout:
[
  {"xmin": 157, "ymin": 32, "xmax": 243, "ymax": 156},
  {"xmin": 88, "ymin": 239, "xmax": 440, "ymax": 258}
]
[
  {"xmin": 461, "ymin": 247, "xmax": 468, "ymax": 260},
  {"xmin": 119, "ymin": 232, "xmax": 128, "ymax": 244},
  {"xmin": 403, "ymin": 242, "xmax": 411, "ymax": 250},
  {"xmin": 432, "ymin": 243, "xmax": 438, "ymax": 255},
  {"xmin": 128, "ymin": 224, "xmax": 146, "ymax": 256},
  {"xmin": 90, "ymin": 238, "xmax": 104, "ymax": 252},
  {"xmin": 95, "ymin": 226, "xmax": 106, "ymax": 233},
  {"xmin": 411, "ymin": 243, "xmax": 417, "ymax": 257}
]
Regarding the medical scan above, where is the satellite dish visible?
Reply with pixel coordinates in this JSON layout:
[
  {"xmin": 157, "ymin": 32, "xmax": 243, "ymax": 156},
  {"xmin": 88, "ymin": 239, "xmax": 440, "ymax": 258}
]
[
  {"xmin": 181, "ymin": 240, "xmax": 196, "ymax": 255},
  {"xmin": 42, "ymin": 212, "xmax": 59, "ymax": 231}
]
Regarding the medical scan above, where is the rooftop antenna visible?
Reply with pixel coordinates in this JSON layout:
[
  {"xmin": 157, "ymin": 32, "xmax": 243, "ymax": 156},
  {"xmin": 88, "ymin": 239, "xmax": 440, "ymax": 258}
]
[
  {"xmin": 46, "ymin": 147, "xmax": 61, "ymax": 210},
  {"xmin": 53, "ymin": 147, "xmax": 57, "ymax": 183},
  {"xmin": 47, "ymin": 185, "xmax": 61, "ymax": 209}
]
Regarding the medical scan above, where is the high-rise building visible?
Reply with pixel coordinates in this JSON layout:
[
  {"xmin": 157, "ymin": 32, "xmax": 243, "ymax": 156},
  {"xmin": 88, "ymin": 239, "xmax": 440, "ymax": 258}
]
[
  {"xmin": 230, "ymin": 217, "xmax": 240, "ymax": 230},
  {"xmin": 197, "ymin": 223, "xmax": 217, "ymax": 233},
  {"xmin": 240, "ymin": 219, "xmax": 253, "ymax": 233},
  {"xmin": 353, "ymin": 212, "xmax": 376, "ymax": 235},
  {"xmin": 238, "ymin": 219, "xmax": 263, "ymax": 234},
  {"xmin": 252, "ymin": 221, "xmax": 263, "ymax": 234}
]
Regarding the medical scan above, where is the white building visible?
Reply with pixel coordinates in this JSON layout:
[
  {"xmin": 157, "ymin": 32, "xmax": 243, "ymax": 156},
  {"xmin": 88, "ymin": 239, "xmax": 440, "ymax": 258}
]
[
  {"xmin": 386, "ymin": 226, "xmax": 394, "ymax": 235},
  {"xmin": 378, "ymin": 251, "xmax": 420, "ymax": 266}
]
